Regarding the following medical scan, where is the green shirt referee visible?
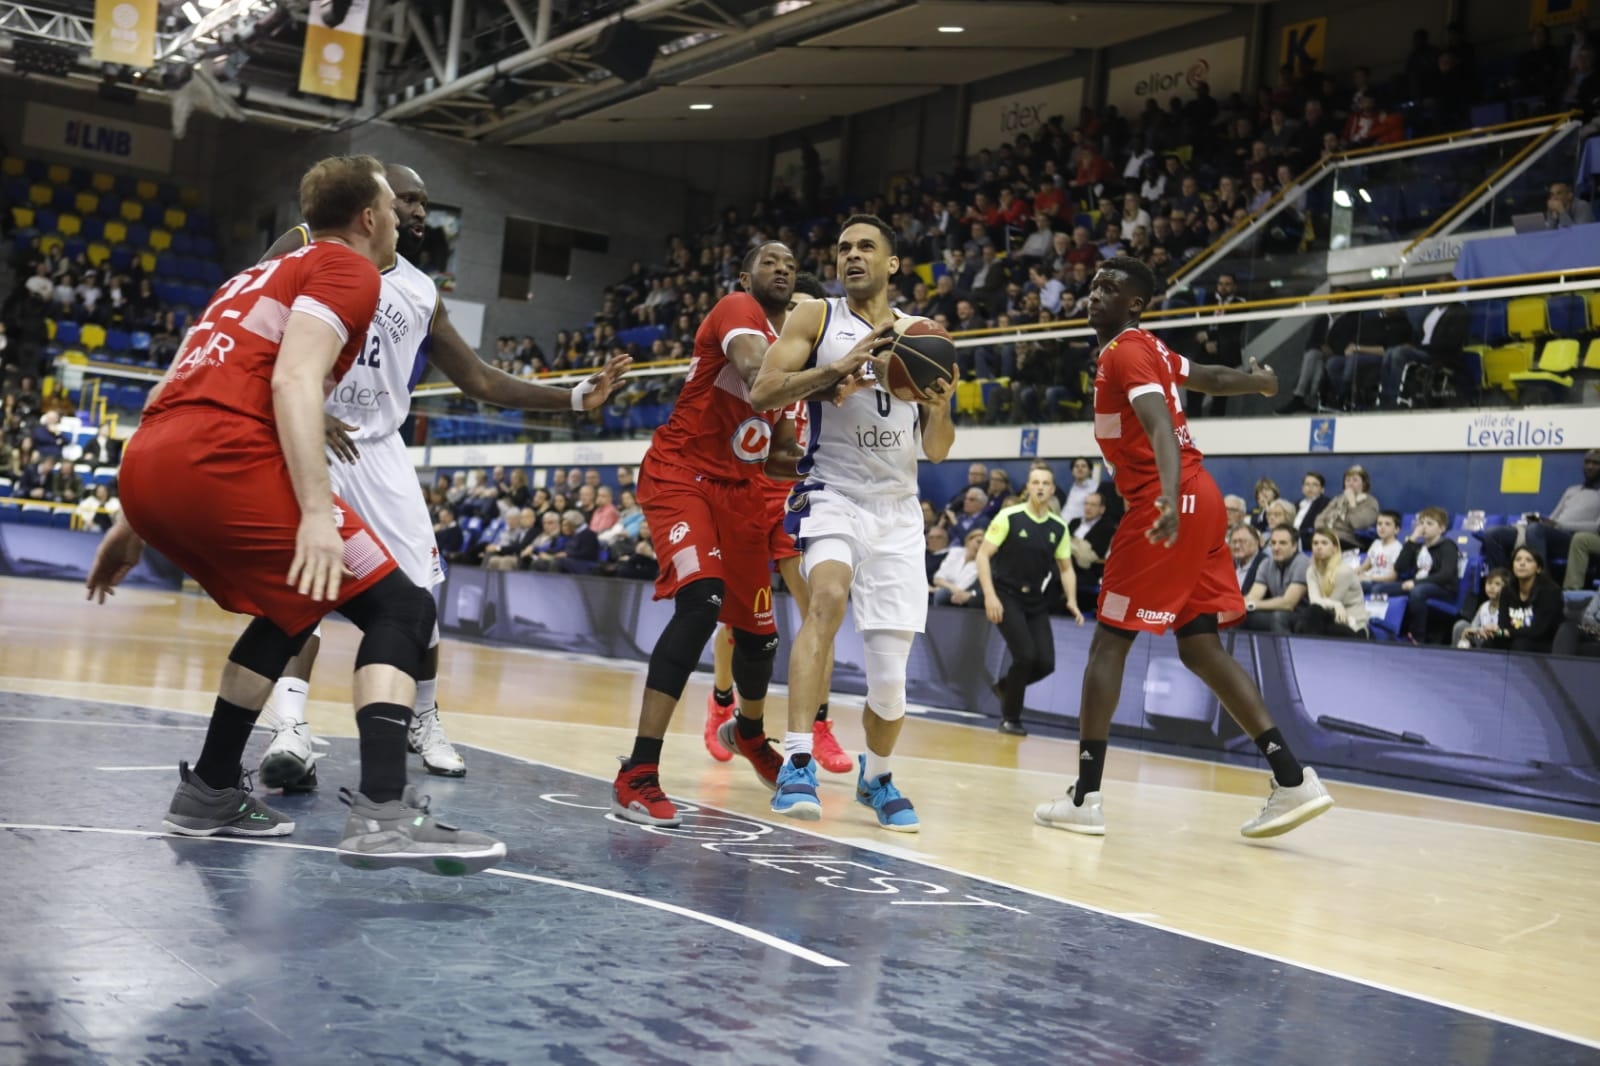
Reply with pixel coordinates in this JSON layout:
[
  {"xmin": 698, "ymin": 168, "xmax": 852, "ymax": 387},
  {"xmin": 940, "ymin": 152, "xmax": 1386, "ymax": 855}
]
[{"xmin": 976, "ymin": 466, "xmax": 1084, "ymax": 735}]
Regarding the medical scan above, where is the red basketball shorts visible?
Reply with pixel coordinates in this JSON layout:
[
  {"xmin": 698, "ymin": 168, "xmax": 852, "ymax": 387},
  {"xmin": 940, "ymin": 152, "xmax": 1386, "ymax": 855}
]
[
  {"xmin": 763, "ymin": 481, "xmax": 800, "ymax": 563},
  {"xmin": 119, "ymin": 412, "xmax": 398, "ymax": 636},
  {"xmin": 638, "ymin": 457, "xmax": 777, "ymax": 634},
  {"xmin": 1097, "ymin": 469, "xmax": 1245, "ymax": 635}
]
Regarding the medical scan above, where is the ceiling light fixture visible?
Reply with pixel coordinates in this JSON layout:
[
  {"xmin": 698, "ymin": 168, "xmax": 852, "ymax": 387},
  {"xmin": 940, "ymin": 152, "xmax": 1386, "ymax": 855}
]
[
  {"xmin": 690, "ymin": 103, "xmax": 714, "ymax": 110},
  {"xmin": 937, "ymin": 26, "xmax": 964, "ymax": 33},
  {"xmin": 181, "ymin": 2, "xmax": 202, "ymax": 23}
]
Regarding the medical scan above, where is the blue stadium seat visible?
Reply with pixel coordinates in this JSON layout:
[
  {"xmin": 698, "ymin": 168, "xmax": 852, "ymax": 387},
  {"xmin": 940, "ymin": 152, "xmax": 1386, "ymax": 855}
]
[
  {"xmin": 156, "ymin": 253, "xmax": 179, "ymax": 276},
  {"xmin": 178, "ymin": 259, "xmax": 205, "ymax": 282},
  {"xmin": 172, "ymin": 232, "xmax": 194, "ymax": 256},
  {"xmin": 1547, "ymin": 293, "xmax": 1588, "ymax": 336},
  {"xmin": 1470, "ymin": 300, "xmax": 1508, "ymax": 345},
  {"xmin": 2, "ymin": 176, "xmax": 28, "ymax": 204},
  {"xmin": 0, "ymin": 478, "xmax": 12, "ymax": 497},
  {"xmin": 105, "ymin": 329, "xmax": 131, "ymax": 353},
  {"xmin": 80, "ymin": 216, "xmax": 105, "ymax": 241},
  {"xmin": 108, "ymin": 247, "xmax": 134, "ymax": 272},
  {"xmin": 52, "ymin": 186, "xmax": 76, "ymax": 212},
  {"xmin": 0, "ymin": 502, "xmax": 21, "ymax": 523},
  {"xmin": 35, "ymin": 208, "xmax": 58, "ymax": 232},
  {"xmin": 130, "ymin": 331, "xmax": 152, "ymax": 352},
  {"xmin": 63, "ymin": 237, "xmax": 87, "ymax": 259},
  {"xmin": 113, "ymin": 174, "xmax": 137, "ymax": 197},
  {"xmin": 188, "ymin": 211, "xmax": 211, "ymax": 233},
  {"xmin": 193, "ymin": 236, "xmax": 216, "ymax": 258},
  {"xmin": 127, "ymin": 222, "xmax": 150, "ymax": 247},
  {"xmin": 185, "ymin": 284, "xmax": 212, "ymax": 308},
  {"xmin": 19, "ymin": 505, "xmax": 51, "ymax": 526},
  {"xmin": 49, "ymin": 509, "xmax": 72, "ymax": 529},
  {"xmin": 56, "ymin": 321, "xmax": 81, "ymax": 346}
]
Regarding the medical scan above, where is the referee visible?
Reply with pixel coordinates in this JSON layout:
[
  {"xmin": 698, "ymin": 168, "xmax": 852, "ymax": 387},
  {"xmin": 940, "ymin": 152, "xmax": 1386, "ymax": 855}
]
[{"xmin": 976, "ymin": 465, "xmax": 1084, "ymax": 736}]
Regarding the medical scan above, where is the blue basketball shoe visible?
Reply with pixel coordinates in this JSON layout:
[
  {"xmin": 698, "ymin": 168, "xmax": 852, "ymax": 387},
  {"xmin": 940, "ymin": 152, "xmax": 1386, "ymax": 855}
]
[
  {"xmin": 855, "ymin": 755, "xmax": 919, "ymax": 833},
  {"xmin": 771, "ymin": 757, "xmax": 822, "ymax": 820}
]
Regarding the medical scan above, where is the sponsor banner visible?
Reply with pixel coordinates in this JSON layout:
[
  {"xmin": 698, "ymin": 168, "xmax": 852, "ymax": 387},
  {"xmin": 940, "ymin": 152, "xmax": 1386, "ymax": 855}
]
[
  {"xmin": 1279, "ymin": 17, "xmax": 1326, "ymax": 75},
  {"xmin": 1531, "ymin": 0, "xmax": 1589, "ymax": 29},
  {"xmin": 429, "ymin": 567, "xmax": 1600, "ymax": 809},
  {"xmin": 1308, "ymin": 416, "xmax": 1336, "ymax": 453},
  {"xmin": 1105, "ymin": 37, "xmax": 1247, "ymax": 117},
  {"xmin": 964, "ymin": 78, "xmax": 1084, "ymax": 155},
  {"xmin": 93, "ymin": 0, "xmax": 156, "ymax": 68},
  {"xmin": 299, "ymin": 0, "xmax": 370, "ymax": 101},
  {"xmin": 21, "ymin": 101, "xmax": 173, "ymax": 173},
  {"xmin": 770, "ymin": 138, "xmax": 841, "ymax": 197}
]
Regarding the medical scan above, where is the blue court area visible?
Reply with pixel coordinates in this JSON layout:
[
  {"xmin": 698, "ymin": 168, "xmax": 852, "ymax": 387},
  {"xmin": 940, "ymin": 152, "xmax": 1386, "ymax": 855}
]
[{"xmin": 0, "ymin": 693, "xmax": 1593, "ymax": 1066}]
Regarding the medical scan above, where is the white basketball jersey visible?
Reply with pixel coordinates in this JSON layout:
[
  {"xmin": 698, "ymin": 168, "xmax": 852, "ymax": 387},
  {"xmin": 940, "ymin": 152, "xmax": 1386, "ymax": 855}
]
[
  {"xmin": 325, "ymin": 255, "xmax": 439, "ymax": 441},
  {"xmin": 798, "ymin": 298, "xmax": 919, "ymax": 500}
]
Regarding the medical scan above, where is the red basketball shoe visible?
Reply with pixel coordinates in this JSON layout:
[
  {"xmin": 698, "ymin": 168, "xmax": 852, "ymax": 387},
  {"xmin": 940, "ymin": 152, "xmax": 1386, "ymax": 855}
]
[
  {"xmin": 812, "ymin": 719, "xmax": 852, "ymax": 774},
  {"xmin": 716, "ymin": 718, "xmax": 783, "ymax": 791},
  {"xmin": 704, "ymin": 691, "xmax": 735, "ymax": 762},
  {"xmin": 611, "ymin": 761, "xmax": 681, "ymax": 827}
]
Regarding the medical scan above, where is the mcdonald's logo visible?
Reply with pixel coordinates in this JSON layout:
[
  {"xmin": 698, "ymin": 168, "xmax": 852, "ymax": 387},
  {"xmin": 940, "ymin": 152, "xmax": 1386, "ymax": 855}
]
[{"xmin": 752, "ymin": 585, "xmax": 773, "ymax": 618}]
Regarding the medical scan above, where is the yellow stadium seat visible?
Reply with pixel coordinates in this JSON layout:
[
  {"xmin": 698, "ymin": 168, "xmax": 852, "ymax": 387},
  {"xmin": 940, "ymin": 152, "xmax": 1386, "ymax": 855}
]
[
  {"xmin": 62, "ymin": 349, "xmax": 89, "ymax": 365},
  {"xmin": 138, "ymin": 251, "xmax": 156, "ymax": 273},
  {"xmin": 10, "ymin": 206, "xmax": 34, "ymax": 229},
  {"xmin": 74, "ymin": 192, "xmax": 98, "ymax": 215},
  {"xmin": 0, "ymin": 157, "xmax": 24, "ymax": 177},
  {"xmin": 46, "ymin": 319, "xmax": 57, "ymax": 341},
  {"xmin": 955, "ymin": 379, "xmax": 986, "ymax": 420},
  {"xmin": 1585, "ymin": 338, "xmax": 1600, "ymax": 371},
  {"xmin": 90, "ymin": 172, "xmax": 115, "ymax": 193},
  {"xmin": 163, "ymin": 207, "xmax": 187, "ymax": 230},
  {"xmin": 915, "ymin": 263, "xmax": 934, "ymax": 286},
  {"xmin": 46, "ymin": 164, "xmax": 70, "ymax": 184},
  {"xmin": 1510, "ymin": 338, "xmax": 1580, "ymax": 389},
  {"xmin": 179, "ymin": 186, "xmax": 201, "ymax": 208},
  {"xmin": 103, "ymin": 220, "xmax": 127, "ymax": 244},
  {"xmin": 39, "ymin": 234, "xmax": 63, "ymax": 256},
  {"xmin": 57, "ymin": 214, "xmax": 81, "ymax": 237},
  {"xmin": 1506, "ymin": 296, "xmax": 1550, "ymax": 340},
  {"xmin": 1483, "ymin": 343, "xmax": 1534, "ymax": 398},
  {"xmin": 148, "ymin": 228, "xmax": 172, "ymax": 252},
  {"xmin": 120, "ymin": 200, "xmax": 144, "ymax": 222},
  {"xmin": 135, "ymin": 180, "xmax": 158, "ymax": 201},
  {"xmin": 86, "ymin": 243, "xmax": 111, "ymax": 267},
  {"xmin": 80, "ymin": 324, "xmax": 107, "ymax": 352},
  {"xmin": 28, "ymin": 184, "xmax": 52, "ymax": 206}
]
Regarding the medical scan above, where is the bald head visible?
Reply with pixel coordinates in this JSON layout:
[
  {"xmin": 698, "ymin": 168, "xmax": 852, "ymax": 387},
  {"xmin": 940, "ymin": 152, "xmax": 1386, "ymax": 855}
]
[{"xmin": 387, "ymin": 164, "xmax": 428, "ymax": 261}]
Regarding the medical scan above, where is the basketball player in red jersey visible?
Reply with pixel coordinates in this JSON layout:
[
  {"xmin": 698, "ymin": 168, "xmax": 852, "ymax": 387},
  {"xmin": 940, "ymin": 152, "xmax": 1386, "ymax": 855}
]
[
  {"xmin": 612, "ymin": 244, "xmax": 878, "ymax": 827},
  {"xmin": 85, "ymin": 156, "xmax": 503, "ymax": 874},
  {"xmin": 1034, "ymin": 257, "xmax": 1333, "ymax": 839},
  {"xmin": 702, "ymin": 277, "xmax": 853, "ymax": 775}
]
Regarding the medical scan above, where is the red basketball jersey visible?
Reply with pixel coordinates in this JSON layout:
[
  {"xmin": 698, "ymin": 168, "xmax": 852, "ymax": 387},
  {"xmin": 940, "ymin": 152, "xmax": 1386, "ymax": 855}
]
[
  {"xmin": 648, "ymin": 292, "xmax": 778, "ymax": 483},
  {"xmin": 1092, "ymin": 327, "xmax": 1207, "ymax": 506},
  {"xmin": 144, "ymin": 240, "xmax": 380, "ymax": 430}
]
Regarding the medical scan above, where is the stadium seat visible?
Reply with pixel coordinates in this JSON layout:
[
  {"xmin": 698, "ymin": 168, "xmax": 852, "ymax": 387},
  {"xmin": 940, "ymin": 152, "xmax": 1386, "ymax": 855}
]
[
  {"xmin": 119, "ymin": 200, "xmax": 144, "ymax": 223},
  {"xmin": 80, "ymin": 216, "xmax": 105, "ymax": 241},
  {"xmin": 180, "ymin": 186, "xmax": 201, "ymax": 208},
  {"xmin": 135, "ymin": 180, "xmax": 158, "ymax": 201},
  {"xmin": 128, "ymin": 222, "xmax": 150, "ymax": 247},
  {"xmin": 86, "ymin": 243, "xmax": 111, "ymax": 267},
  {"xmin": 1510, "ymin": 338, "xmax": 1580, "ymax": 400},
  {"xmin": 172, "ymin": 232, "xmax": 194, "ymax": 256},
  {"xmin": 131, "ymin": 330, "xmax": 152, "ymax": 352},
  {"xmin": 102, "ymin": 220, "xmax": 127, "ymax": 244},
  {"xmin": 1506, "ymin": 296, "xmax": 1550, "ymax": 340},
  {"xmin": 56, "ymin": 321, "xmax": 82, "ymax": 346},
  {"xmin": 63, "ymin": 237, "xmax": 86, "ymax": 259},
  {"xmin": 105, "ymin": 329, "xmax": 131, "ymax": 354},
  {"xmin": 10, "ymin": 206, "xmax": 34, "ymax": 229},
  {"xmin": 57, "ymin": 213, "xmax": 81, "ymax": 237},
  {"xmin": 28, "ymin": 184, "xmax": 51, "ymax": 206},
  {"xmin": 142, "ymin": 202, "xmax": 165, "ymax": 226},
  {"xmin": 148, "ymin": 229, "xmax": 172, "ymax": 252},
  {"xmin": 38, "ymin": 234, "xmax": 63, "ymax": 257},
  {"xmin": 138, "ymin": 251, "xmax": 156, "ymax": 274},
  {"xmin": 0, "ymin": 502, "xmax": 20, "ymax": 524},
  {"xmin": 90, "ymin": 171, "xmax": 114, "ymax": 193},
  {"xmin": 1546, "ymin": 294, "xmax": 1588, "ymax": 336},
  {"xmin": 2, "ymin": 175, "xmax": 28, "ymax": 205},
  {"xmin": 163, "ymin": 207, "xmax": 188, "ymax": 230},
  {"xmin": 49, "ymin": 509, "xmax": 72, "ymax": 529},
  {"xmin": 74, "ymin": 191, "xmax": 98, "ymax": 215},
  {"xmin": 108, "ymin": 247, "xmax": 134, "ymax": 272},
  {"xmin": 0, "ymin": 477, "xmax": 11, "ymax": 497},
  {"xmin": 20, "ymin": 505, "xmax": 51, "ymax": 526},
  {"xmin": 46, "ymin": 163, "xmax": 70, "ymax": 184},
  {"xmin": 52, "ymin": 186, "xmax": 76, "ymax": 212},
  {"xmin": 81, "ymin": 324, "xmax": 108, "ymax": 352},
  {"xmin": 0, "ymin": 157, "xmax": 23, "ymax": 177},
  {"xmin": 113, "ymin": 174, "xmax": 137, "ymax": 197},
  {"xmin": 1483, "ymin": 343, "xmax": 1534, "ymax": 398}
]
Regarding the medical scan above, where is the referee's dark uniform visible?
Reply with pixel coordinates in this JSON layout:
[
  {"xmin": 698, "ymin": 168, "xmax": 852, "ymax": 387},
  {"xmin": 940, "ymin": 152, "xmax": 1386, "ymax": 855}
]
[{"xmin": 979, "ymin": 502, "xmax": 1076, "ymax": 733}]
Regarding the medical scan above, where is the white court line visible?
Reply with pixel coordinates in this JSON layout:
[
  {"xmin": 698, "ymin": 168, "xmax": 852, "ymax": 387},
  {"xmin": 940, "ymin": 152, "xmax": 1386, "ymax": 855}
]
[
  {"xmin": 0, "ymin": 714, "xmax": 207, "ymax": 731},
  {"xmin": 0, "ymin": 821, "xmax": 847, "ymax": 970},
  {"xmin": 96, "ymin": 766, "xmax": 174, "ymax": 772},
  {"xmin": 7, "ymin": 698, "xmax": 1600, "ymax": 1048}
]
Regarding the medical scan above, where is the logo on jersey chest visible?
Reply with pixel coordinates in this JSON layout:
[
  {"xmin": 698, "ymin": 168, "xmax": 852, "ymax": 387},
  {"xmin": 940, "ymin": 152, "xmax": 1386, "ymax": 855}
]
[
  {"xmin": 731, "ymin": 416, "xmax": 773, "ymax": 463},
  {"xmin": 372, "ymin": 298, "xmax": 412, "ymax": 347},
  {"xmin": 852, "ymin": 425, "xmax": 906, "ymax": 450},
  {"xmin": 330, "ymin": 379, "xmax": 392, "ymax": 409}
]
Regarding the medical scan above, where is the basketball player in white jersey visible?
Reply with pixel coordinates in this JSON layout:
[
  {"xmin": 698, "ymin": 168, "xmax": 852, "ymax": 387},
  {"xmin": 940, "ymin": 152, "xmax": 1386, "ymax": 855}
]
[
  {"xmin": 256, "ymin": 163, "xmax": 629, "ymax": 789},
  {"xmin": 749, "ymin": 214, "xmax": 955, "ymax": 832}
]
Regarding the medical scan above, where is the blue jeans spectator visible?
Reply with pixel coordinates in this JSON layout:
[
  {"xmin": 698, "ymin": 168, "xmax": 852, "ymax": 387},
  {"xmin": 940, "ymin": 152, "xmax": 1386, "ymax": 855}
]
[{"xmin": 1379, "ymin": 344, "xmax": 1431, "ymax": 407}]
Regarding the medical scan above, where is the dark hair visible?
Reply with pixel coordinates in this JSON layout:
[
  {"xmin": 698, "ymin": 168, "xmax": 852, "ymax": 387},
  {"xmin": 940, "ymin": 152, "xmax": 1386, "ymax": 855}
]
[
  {"xmin": 299, "ymin": 155, "xmax": 385, "ymax": 233},
  {"xmin": 1483, "ymin": 567, "xmax": 1512, "ymax": 594},
  {"xmin": 791, "ymin": 271, "xmax": 827, "ymax": 299},
  {"xmin": 1234, "ymin": 523, "xmax": 1262, "ymax": 545},
  {"xmin": 838, "ymin": 213, "xmax": 897, "ymax": 247},
  {"xmin": 1270, "ymin": 523, "xmax": 1300, "ymax": 541},
  {"xmin": 741, "ymin": 240, "xmax": 790, "ymax": 275},
  {"xmin": 1303, "ymin": 471, "xmax": 1326, "ymax": 488},
  {"xmin": 1378, "ymin": 509, "xmax": 1402, "ymax": 525},
  {"xmin": 1097, "ymin": 255, "xmax": 1156, "ymax": 302},
  {"xmin": 1510, "ymin": 547, "xmax": 1554, "ymax": 585}
]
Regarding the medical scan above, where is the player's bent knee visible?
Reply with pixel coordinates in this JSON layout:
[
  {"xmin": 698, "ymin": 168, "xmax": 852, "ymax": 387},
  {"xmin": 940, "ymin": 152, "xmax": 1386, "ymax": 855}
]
[
  {"xmin": 343, "ymin": 572, "xmax": 436, "ymax": 676},
  {"xmin": 730, "ymin": 627, "xmax": 779, "ymax": 702},
  {"xmin": 862, "ymin": 629, "xmax": 914, "ymax": 722},
  {"xmin": 644, "ymin": 578, "xmax": 726, "ymax": 698},
  {"xmin": 228, "ymin": 616, "xmax": 317, "ymax": 681}
]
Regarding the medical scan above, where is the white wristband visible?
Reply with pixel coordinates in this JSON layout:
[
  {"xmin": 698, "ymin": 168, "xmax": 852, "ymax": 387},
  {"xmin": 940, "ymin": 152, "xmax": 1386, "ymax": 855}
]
[{"xmin": 570, "ymin": 378, "xmax": 596, "ymax": 412}]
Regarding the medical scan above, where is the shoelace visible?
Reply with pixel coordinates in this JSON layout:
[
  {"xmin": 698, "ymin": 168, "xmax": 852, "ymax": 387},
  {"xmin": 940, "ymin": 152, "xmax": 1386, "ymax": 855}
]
[{"xmin": 627, "ymin": 768, "xmax": 669, "ymax": 804}]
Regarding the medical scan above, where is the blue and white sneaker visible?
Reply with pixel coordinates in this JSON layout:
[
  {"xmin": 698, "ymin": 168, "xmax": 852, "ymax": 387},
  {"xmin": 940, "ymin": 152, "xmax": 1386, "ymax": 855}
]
[
  {"xmin": 771, "ymin": 758, "xmax": 822, "ymax": 820},
  {"xmin": 855, "ymin": 755, "xmax": 919, "ymax": 833}
]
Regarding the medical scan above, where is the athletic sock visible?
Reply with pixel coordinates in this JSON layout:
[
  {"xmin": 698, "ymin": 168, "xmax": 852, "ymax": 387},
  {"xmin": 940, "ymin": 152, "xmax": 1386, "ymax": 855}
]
[
  {"xmin": 815, "ymin": 702, "xmax": 830, "ymax": 723},
  {"xmin": 413, "ymin": 678, "xmax": 438, "ymax": 719},
  {"xmin": 863, "ymin": 750, "xmax": 891, "ymax": 782},
  {"xmin": 1074, "ymin": 739, "xmax": 1108, "ymax": 803},
  {"xmin": 627, "ymin": 736, "xmax": 664, "ymax": 769},
  {"xmin": 734, "ymin": 710, "xmax": 764, "ymax": 740},
  {"xmin": 783, "ymin": 731, "xmax": 813, "ymax": 765},
  {"xmin": 355, "ymin": 703, "xmax": 412, "ymax": 803},
  {"xmin": 1254, "ymin": 728, "xmax": 1304, "ymax": 787},
  {"xmin": 713, "ymin": 686, "xmax": 735, "ymax": 708},
  {"xmin": 268, "ymin": 678, "xmax": 309, "ymax": 726},
  {"xmin": 193, "ymin": 698, "xmax": 261, "ymax": 790}
]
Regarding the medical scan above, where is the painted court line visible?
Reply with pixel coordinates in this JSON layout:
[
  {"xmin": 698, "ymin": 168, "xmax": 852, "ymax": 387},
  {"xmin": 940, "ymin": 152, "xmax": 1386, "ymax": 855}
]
[{"xmin": 0, "ymin": 821, "xmax": 847, "ymax": 970}]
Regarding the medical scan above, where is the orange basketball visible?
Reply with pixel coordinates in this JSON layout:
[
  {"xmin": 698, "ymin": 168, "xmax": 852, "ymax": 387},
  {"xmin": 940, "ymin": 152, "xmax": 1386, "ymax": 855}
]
[{"xmin": 882, "ymin": 318, "xmax": 957, "ymax": 402}]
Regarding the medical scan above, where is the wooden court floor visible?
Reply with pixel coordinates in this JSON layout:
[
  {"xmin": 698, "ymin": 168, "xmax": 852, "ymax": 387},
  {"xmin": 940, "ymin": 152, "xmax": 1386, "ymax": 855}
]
[{"xmin": 3, "ymin": 575, "xmax": 1597, "ymax": 1046}]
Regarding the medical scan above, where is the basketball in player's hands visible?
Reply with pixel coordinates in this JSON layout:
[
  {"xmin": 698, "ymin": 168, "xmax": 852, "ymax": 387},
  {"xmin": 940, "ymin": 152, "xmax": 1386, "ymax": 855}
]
[{"xmin": 880, "ymin": 318, "xmax": 958, "ymax": 402}]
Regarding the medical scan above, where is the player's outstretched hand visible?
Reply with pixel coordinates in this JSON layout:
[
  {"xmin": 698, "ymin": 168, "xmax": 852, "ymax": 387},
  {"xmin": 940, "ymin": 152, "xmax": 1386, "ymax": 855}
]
[
  {"xmin": 325, "ymin": 415, "xmax": 360, "ymax": 463},
  {"xmin": 85, "ymin": 520, "xmax": 146, "ymax": 604},
  {"xmin": 985, "ymin": 597, "xmax": 1004, "ymax": 624},
  {"xmin": 920, "ymin": 377, "xmax": 956, "ymax": 411},
  {"xmin": 1146, "ymin": 496, "xmax": 1180, "ymax": 548},
  {"xmin": 580, "ymin": 353, "xmax": 634, "ymax": 410},
  {"xmin": 288, "ymin": 513, "xmax": 346, "ymax": 602},
  {"xmin": 1247, "ymin": 358, "xmax": 1278, "ymax": 397}
]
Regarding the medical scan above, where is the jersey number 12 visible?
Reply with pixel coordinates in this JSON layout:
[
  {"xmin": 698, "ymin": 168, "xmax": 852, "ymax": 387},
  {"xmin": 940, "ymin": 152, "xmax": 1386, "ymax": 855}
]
[{"xmin": 356, "ymin": 334, "xmax": 382, "ymax": 368}]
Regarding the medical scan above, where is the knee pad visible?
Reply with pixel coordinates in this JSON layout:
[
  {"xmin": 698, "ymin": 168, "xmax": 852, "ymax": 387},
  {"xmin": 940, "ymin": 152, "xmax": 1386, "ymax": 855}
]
[
  {"xmin": 801, "ymin": 535, "xmax": 854, "ymax": 584},
  {"xmin": 861, "ymin": 629, "xmax": 914, "ymax": 722},
  {"xmin": 229, "ymin": 617, "xmax": 316, "ymax": 680},
  {"xmin": 730, "ymin": 626, "xmax": 780, "ymax": 702},
  {"xmin": 342, "ymin": 571, "xmax": 437, "ymax": 677},
  {"xmin": 644, "ymin": 578, "xmax": 725, "ymax": 699}
]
